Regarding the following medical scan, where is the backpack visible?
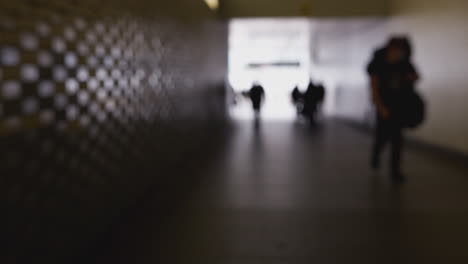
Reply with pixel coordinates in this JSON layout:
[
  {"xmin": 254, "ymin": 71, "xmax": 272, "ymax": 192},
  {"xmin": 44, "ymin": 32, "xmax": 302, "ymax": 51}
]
[{"xmin": 399, "ymin": 90, "xmax": 426, "ymax": 129}]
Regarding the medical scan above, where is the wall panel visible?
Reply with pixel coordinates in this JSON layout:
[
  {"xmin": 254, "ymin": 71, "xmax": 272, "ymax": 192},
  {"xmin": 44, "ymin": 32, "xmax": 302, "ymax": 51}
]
[{"xmin": 1, "ymin": 1, "xmax": 227, "ymax": 262}]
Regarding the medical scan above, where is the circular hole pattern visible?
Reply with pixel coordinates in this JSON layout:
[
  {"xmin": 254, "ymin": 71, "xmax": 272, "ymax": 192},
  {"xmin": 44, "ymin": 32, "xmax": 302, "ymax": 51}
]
[
  {"xmin": 88, "ymin": 102, "xmax": 100, "ymax": 116},
  {"xmin": 64, "ymin": 27, "xmax": 76, "ymax": 41},
  {"xmin": 75, "ymin": 18, "xmax": 86, "ymax": 30},
  {"xmin": 97, "ymin": 90, "xmax": 107, "ymax": 101},
  {"xmin": 106, "ymin": 101, "xmax": 116, "ymax": 112},
  {"xmin": 65, "ymin": 79, "xmax": 79, "ymax": 94},
  {"xmin": 36, "ymin": 22, "xmax": 51, "ymax": 36},
  {"xmin": 54, "ymin": 94, "xmax": 68, "ymax": 109},
  {"xmin": 86, "ymin": 32, "xmax": 97, "ymax": 43},
  {"xmin": 87, "ymin": 78, "xmax": 99, "ymax": 91},
  {"xmin": 96, "ymin": 68, "xmax": 108, "ymax": 80},
  {"xmin": 77, "ymin": 68, "xmax": 89, "ymax": 81},
  {"xmin": 39, "ymin": 110, "xmax": 55, "ymax": 124},
  {"xmin": 0, "ymin": 18, "xmax": 195, "ymax": 226},
  {"xmin": 20, "ymin": 33, "xmax": 39, "ymax": 50},
  {"xmin": 53, "ymin": 66, "xmax": 67, "ymax": 81},
  {"xmin": 37, "ymin": 51, "xmax": 53, "ymax": 67},
  {"xmin": 38, "ymin": 81, "xmax": 55, "ymax": 97},
  {"xmin": 1, "ymin": 47, "xmax": 20, "ymax": 66},
  {"xmin": 87, "ymin": 56, "xmax": 98, "ymax": 67},
  {"xmin": 104, "ymin": 79, "xmax": 113, "ymax": 90},
  {"xmin": 65, "ymin": 52, "xmax": 78, "ymax": 68},
  {"xmin": 21, "ymin": 64, "xmax": 39, "ymax": 82},
  {"xmin": 78, "ymin": 91, "xmax": 90, "ymax": 105},
  {"xmin": 95, "ymin": 45, "xmax": 106, "ymax": 57},
  {"xmin": 77, "ymin": 42, "xmax": 90, "ymax": 55},
  {"xmin": 52, "ymin": 38, "xmax": 66, "ymax": 53},
  {"xmin": 104, "ymin": 56, "xmax": 114, "ymax": 67},
  {"xmin": 22, "ymin": 98, "xmax": 39, "ymax": 114},
  {"xmin": 66, "ymin": 105, "xmax": 79, "ymax": 120},
  {"xmin": 2, "ymin": 81, "xmax": 22, "ymax": 99},
  {"xmin": 80, "ymin": 115, "xmax": 91, "ymax": 127}
]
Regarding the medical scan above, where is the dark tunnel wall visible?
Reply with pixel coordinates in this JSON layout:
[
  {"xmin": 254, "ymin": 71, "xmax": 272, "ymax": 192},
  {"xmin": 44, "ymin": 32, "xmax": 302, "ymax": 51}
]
[{"xmin": 1, "ymin": 1, "xmax": 227, "ymax": 262}]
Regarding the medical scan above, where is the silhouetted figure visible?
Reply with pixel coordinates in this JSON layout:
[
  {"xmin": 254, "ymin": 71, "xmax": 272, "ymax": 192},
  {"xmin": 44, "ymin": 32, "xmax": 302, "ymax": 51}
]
[
  {"xmin": 315, "ymin": 83, "xmax": 326, "ymax": 112},
  {"xmin": 249, "ymin": 82, "xmax": 265, "ymax": 116},
  {"xmin": 367, "ymin": 36, "xmax": 422, "ymax": 184},
  {"xmin": 291, "ymin": 86, "xmax": 302, "ymax": 104},
  {"xmin": 302, "ymin": 80, "xmax": 325, "ymax": 125},
  {"xmin": 291, "ymin": 86, "xmax": 304, "ymax": 115}
]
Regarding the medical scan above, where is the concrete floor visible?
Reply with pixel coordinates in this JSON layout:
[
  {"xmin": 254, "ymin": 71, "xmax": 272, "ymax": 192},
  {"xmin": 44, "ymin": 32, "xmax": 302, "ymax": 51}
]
[{"xmin": 101, "ymin": 120, "xmax": 468, "ymax": 264}]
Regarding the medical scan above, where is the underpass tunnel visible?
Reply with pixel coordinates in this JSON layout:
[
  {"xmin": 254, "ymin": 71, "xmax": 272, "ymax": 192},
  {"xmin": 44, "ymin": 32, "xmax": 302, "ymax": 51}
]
[{"xmin": 2, "ymin": 0, "xmax": 468, "ymax": 263}]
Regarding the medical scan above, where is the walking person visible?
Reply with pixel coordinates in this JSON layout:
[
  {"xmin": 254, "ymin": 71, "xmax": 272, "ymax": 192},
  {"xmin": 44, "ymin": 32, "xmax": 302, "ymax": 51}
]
[
  {"xmin": 367, "ymin": 36, "xmax": 420, "ymax": 184},
  {"xmin": 249, "ymin": 82, "xmax": 265, "ymax": 117},
  {"xmin": 302, "ymin": 80, "xmax": 325, "ymax": 125},
  {"xmin": 291, "ymin": 86, "xmax": 303, "ymax": 115}
]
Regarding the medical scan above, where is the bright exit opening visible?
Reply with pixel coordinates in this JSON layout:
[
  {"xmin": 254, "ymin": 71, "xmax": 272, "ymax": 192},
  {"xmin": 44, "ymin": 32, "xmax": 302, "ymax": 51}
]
[{"xmin": 228, "ymin": 19, "xmax": 312, "ymax": 121}]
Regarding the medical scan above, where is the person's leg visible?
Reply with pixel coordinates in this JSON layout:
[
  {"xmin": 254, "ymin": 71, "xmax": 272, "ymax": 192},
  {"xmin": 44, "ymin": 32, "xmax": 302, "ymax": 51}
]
[
  {"xmin": 390, "ymin": 124, "xmax": 404, "ymax": 181},
  {"xmin": 252, "ymin": 100, "xmax": 261, "ymax": 113},
  {"xmin": 371, "ymin": 117, "xmax": 390, "ymax": 170},
  {"xmin": 309, "ymin": 105, "xmax": 317, "ymax": 125}
]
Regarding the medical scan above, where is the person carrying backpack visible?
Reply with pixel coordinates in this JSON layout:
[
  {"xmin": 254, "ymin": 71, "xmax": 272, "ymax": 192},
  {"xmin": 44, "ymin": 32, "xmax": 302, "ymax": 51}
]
[{"xmin": 367, "ymin": 36, "xmax": 425, "ymax": 184}]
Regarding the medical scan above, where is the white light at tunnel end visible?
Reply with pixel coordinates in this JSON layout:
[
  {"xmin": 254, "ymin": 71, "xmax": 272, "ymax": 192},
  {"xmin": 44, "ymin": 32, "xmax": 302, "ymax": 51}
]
[{"xmin": 228, "ymin": 19, "xmax": 312, "ymax": 121}]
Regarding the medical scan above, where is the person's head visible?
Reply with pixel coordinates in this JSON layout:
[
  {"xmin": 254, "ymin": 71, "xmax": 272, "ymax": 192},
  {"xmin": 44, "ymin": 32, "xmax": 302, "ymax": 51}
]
[
  {"xmin": 400, "ymin": 36, "xmax": 413, "ymax": 60},
  {"xmin": 386, "ymin": 37, "xmax": 406, "ymax": 64}
]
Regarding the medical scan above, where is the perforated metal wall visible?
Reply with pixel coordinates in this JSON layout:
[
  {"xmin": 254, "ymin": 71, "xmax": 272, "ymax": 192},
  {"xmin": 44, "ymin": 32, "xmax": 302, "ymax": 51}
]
[{"xmin": 1, "ymin": 2, "xmax": 227, "ymax": 262}]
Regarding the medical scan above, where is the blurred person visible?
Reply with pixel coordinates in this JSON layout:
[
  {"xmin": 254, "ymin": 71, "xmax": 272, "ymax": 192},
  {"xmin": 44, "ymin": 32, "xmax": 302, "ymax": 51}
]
[
  {"xmin": 367, "ymin": 36, "xmax": 420, "ymax": 184},
  {"xmin": 302, "ymin": 80, "xmax": 325, "ymax": 125},
  {"xmin": 291, "ymin": 86, "xmax": 302, "ymax": 104},
  {"xmin": 291, "ymin": 86, "xmax": 304, "ymax": 115},
  {"xmin": 248, "ymin": 82, "xmax": 265, "ymax": 117},
  {"xmin": 315, "ymin": 82, "xmax": 326, "ymax": 113}
]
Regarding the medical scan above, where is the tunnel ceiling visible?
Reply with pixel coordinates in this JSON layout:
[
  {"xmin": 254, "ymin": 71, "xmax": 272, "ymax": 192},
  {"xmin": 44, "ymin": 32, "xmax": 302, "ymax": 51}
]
[{"xmin": 221, "ymin": 0, "xmax": 390, "ymax": 17}]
